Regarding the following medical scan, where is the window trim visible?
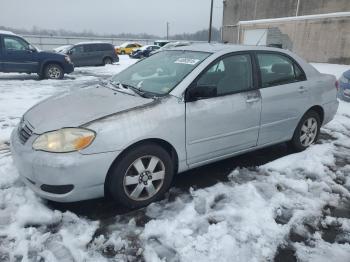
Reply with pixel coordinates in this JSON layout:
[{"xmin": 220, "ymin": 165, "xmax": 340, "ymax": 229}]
[
  {"xmin": 252, "ymin": 51, "xmax": 307, "ymax": 89},
  {"xmin": 185, "ymin": 51, "xmax": 258, "ymax": 102}
]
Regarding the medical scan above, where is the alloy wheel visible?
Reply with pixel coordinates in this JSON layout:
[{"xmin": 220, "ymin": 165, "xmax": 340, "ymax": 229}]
[
  {"xmin": 300, "ymin": 117, "xmax": 318, "ymax": 147},
  {"xmin": 123, "ymin": 155, "xmax": 165, "ymax": 201},
  {"xmin": 47, "ymin": 66, "xmax": 62, "ymax": 79}
]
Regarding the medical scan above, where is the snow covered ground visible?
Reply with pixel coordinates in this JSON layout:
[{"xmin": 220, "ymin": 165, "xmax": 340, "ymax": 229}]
[{"xmin": 0, "ymin": 57, "xmax": 349, "ymax": 262}]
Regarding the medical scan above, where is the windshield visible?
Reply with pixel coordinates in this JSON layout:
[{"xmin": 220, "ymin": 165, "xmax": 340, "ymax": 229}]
[
  {"xmin": 59, "ymin": 45, "xmax": 73, "ymax": 53},
  {"xmin": 111, "ymin": 50, "xmax": 210, "ymax": 95}
]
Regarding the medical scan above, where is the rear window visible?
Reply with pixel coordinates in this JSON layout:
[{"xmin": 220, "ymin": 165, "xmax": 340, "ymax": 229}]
[{"xmin": 256, "ymin": 52, "xmax": 306, "ymax": 88}]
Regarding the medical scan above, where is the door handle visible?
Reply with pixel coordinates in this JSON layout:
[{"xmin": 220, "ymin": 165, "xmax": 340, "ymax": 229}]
[
  {"xmin": 298, "ymin": 86, "xmax": 307, "ymax": 93},
  {"xmin": 246, "ymin": 97, "xmax": 260, "ymax": 103}
]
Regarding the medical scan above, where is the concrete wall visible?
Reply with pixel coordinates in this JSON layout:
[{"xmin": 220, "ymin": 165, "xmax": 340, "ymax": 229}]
[
  {"xmin": 222, "ymin": 0, "xmax": 350, "ymax": 63},
  {"xmin": 238, "ymin": 17, "xmax": 350, "ymax": 63},
  {"xmin": 222, "ymin": 0, "xmax": 350, "ymax": 42}
]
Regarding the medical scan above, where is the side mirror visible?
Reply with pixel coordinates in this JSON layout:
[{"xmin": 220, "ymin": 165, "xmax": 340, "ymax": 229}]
[
  {"xmin": 186, "ymin": 84, "xmax": 217, "ymax": 102},
  {"xmin": 67, "ymin": 50, "xmax": 73, "ymax": 55},
  {"xmin": 27, "ymin": 45, "xmax": 37, "ymax": 53}
]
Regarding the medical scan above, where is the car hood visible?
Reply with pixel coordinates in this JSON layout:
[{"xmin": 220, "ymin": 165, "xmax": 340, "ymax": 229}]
[
  {"xmin": 24, "ymin": 86, "xmax": 153, "ymax": 134},
  {"xmin": 38, "ymin": 50, "xmax": 66, "ymax": 58}
]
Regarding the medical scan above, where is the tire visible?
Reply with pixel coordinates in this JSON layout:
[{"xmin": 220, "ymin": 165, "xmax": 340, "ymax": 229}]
[
  {"xmin": 44, "ymin": 64, "xmax": 64, "ymax": 79},
  {"xmin": 103, "ymin": 57, "xmax": 113, "ymax": 65},
  {"xmin": 107, "ymin": 143, "xmax": 174, "ymax": 208},
  {"xmin": 289, "ymin": 110, "xmax": 321, "ymax": 151}
]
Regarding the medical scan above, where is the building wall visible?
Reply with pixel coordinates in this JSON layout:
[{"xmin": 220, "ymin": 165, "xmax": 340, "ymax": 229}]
[
  {"xmin": 222, "ymin": 0, "xmax": 350, "ymax": 63},
  {"xmin": 238, "ymin": 17, "xmax": 350, "ymax": 63}
]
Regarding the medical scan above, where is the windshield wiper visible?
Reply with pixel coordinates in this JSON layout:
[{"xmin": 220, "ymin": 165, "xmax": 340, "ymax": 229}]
[
  {"xmin": 120, "ymin": 83, "xmax": 148, "ymax": 98},
  {"xmin": 101, "ymin": 80, "xmax": 139, "ymax": 96}
]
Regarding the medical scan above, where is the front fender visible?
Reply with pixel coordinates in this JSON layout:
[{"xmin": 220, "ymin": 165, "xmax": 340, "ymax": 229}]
[{"xmin": 80, "ymin": 96, "xmax": 186, "ymax": 163}]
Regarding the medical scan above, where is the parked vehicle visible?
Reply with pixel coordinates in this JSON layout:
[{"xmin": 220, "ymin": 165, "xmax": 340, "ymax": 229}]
[
  {"xmin": 161, "ymin": 41, "xmax": 191, "ymax": 50},
  {"xmin": 150, "ymin": 41, "xmax": 191, "ymax": 55},
  {"xmin": 0, "ymin": 31, "xmax": 74, "ymax": 79},
  {"xmin": 129, "ymin": 45, "xmax": 160, "ymax": 59},
  {"xmin": 60, "ymin": 42, "xmax": 119, "ymax": 67},
  {"xmin": 338, "ymin": 69, "xmax": 350, "ymax": 101},
  {"xmin": 154, "ymin": 40, "xmax": 170, "ymax": 47},
  {"xmin": 11, "ymin": 44, "xmax": 339, "ymax": 207},
  {"xmin": 115, "ymin": 42, "xmax": 142, "ymax": 55}
]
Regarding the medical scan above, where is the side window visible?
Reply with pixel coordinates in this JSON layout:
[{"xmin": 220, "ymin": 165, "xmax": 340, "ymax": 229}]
[
  {"xmin": 4, "ymin": 36, "xmax": 29, "ymax": 51},
  {"xmin": 85, "ymin": 44, "xmax": 96, "ymax": 52},
  {"xmin": 257, "ymin": 53, "xmax": 306, "ymax": 88},
  {"xmin": 196, "ymin": 54, "xmax": 253, "ymax": 96},
  {"xmin": 71, "ymin": 45, "xmax": 84, "ymax": 54}
]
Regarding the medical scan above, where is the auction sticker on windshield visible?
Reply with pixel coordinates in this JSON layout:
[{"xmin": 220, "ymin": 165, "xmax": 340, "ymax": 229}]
[{"xmin": 174, "ymin": 58, "xmax": 200, "ymax": 65}]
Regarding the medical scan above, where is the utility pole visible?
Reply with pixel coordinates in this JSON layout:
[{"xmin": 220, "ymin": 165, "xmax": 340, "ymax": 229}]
[
  {"xmin": 166, "ymin": 22, "xmax": 169, "ymax": 40},
  {"xmin": 208, "ymin": 0, "xmax": 214, "ymax": 43}
]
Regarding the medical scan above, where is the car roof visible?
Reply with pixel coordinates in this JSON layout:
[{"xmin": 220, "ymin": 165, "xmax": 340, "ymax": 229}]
[
  {"xmin": 0, "ymin": 30, "xmax": 16, "ymax": 36},
  {"xmin": 174, "ymin": 43, "xmax": 288, "ymax": 54},
  {"xmin": 75, "ymin": 41, "xmax": 110, "ymax": 45}
]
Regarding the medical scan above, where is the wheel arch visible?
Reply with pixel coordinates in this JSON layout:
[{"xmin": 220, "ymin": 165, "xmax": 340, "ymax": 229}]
[
  {"xmin": 40, "ymin": 60, "xmax": 64, "ymax": 75},
  {"xmin": 104, "ymin": 138, "xmax": 179, "ymax": 197},
  {"xmin": 306, "ymin": 105, "xmax": 324, "ymax": 125}
]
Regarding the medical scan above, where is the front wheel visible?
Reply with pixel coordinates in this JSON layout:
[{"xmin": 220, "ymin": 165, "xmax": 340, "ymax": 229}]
[
  {"xmin": 289, "ymin": 110, "xmax": 321, "ymax": 151},
  {"xmin": 107, "ymin": 143, "xmax": 174, "ymax": 208},
  {"xmin": 44, "ymin": 64, "xmax": 64, "ymax": 79}
]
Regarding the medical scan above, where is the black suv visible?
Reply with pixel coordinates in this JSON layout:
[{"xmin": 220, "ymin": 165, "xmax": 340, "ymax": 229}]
[
  {"xmin": 0, "ymin": 31, "xmax": 74, "ymax": 79},
  {"xmin": 60, "ymin": 42, "xmax": 119, "ymax": 67}
]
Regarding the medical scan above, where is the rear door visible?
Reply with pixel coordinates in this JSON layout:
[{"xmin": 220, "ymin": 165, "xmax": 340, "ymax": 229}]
[
  {"xmin": 186, "ymin": 52, "xmax": 261, "ymax": 166},
  {"xmin": 255, "ymin": 51, "xmax": 310, "ymax": 145},
  {"xmin": 2, "ymin": 35, "xmax": 39, "ymax": 73}
]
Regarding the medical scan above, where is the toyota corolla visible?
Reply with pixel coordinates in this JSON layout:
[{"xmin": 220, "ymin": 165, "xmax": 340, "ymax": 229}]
[{"xmin": 11, "ymin": 44, "xmax": 339, "ymax": 207}]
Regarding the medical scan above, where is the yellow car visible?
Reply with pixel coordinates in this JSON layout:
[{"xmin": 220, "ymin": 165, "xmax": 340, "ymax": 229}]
[{"xmin": 115, "ymin": 42, "xmax": 142, "ymax": 55}]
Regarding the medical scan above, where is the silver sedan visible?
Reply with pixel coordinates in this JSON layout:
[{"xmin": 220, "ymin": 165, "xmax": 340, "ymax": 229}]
[{"xmin": 11, "ymin": 44, "xmax": 339, "ymax": 207}]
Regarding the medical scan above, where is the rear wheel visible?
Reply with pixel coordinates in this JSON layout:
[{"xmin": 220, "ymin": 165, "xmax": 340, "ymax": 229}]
[
  {"xmin": 107, "ymin": 143, "xmax": 174, "ymax": 208},
  {"xmin": 44, "ymin": 64, "xmax": 64, "ymax": 79},
  {"xmin": 289, "ymin": 110, "xmax": 321, "ymax": 151},
  {"xmin": 103, "ymin": 57, "xmax": 113, "ymax": 65}
]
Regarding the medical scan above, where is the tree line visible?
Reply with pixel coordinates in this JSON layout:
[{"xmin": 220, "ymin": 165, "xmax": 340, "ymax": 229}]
[{"xmin": 0, "ymin": 26, "xmax": 221, "ymax": 41}]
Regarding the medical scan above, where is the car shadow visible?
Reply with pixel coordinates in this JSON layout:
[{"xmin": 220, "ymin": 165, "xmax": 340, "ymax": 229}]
[
  {"xmin": 47, "ymin": 142, "xmax": 296, "ymax": 220},
  {"xmin": 0, "ymin": 74, "xmax": 75, "ymax": 81},
  {"xmin": 0, "ymin": 74, "xmax": 40, "ymax": 81}
]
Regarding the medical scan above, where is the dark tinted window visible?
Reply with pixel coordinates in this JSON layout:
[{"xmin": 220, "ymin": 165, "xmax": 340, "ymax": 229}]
[
  {"xmin": 85, "ymin": 44, "xmax": 97, "ymax": 52},
  {"xmin": 257, "ymin": 53, "xmax": 306, "ymax": 88},
  {"xmin": 196, "ymin": 54, "xmax": 253, "ymax": 96},
  {"xmin": 96, "ymin": 44, "xmax": 112, "ymax": 51}
]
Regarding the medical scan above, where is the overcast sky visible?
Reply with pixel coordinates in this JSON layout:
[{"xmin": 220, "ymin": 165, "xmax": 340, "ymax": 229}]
[{"xmin": 1, "ymin": 0, "xmax": 223, "ymax": 36}]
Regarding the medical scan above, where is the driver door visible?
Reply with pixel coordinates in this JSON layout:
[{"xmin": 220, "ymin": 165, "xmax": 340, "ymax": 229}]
[
  {"xmin": 185, "ymin": 53, "xmax": 262, "ymax": 166},
  {"xmin": 2, "ymin": 35, "xmax": 39, "ymax": 73}
]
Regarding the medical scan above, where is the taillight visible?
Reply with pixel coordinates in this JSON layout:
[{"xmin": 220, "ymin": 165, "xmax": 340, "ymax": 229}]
[{"xmin": 335, "ymin": 80, "xmax": 339, "ymax": 91}]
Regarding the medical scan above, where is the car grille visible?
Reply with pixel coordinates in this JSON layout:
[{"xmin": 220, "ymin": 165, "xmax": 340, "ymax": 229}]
[{"xmin": 18, "ymin": 119, "xmax": 34, "ymax": 144}]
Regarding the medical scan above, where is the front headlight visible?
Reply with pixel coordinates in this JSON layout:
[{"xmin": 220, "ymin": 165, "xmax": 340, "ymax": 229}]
[
  {"xmin": 33, "ymin": 128, "xmax": 95, "ymax": 153},
  {"xmin": 340, "ymin": 75, "xmax": 349, "ymax": 84},
  {"xmin": 64, "ymin": 55, "xmax": 71, "ymax": 63}
]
